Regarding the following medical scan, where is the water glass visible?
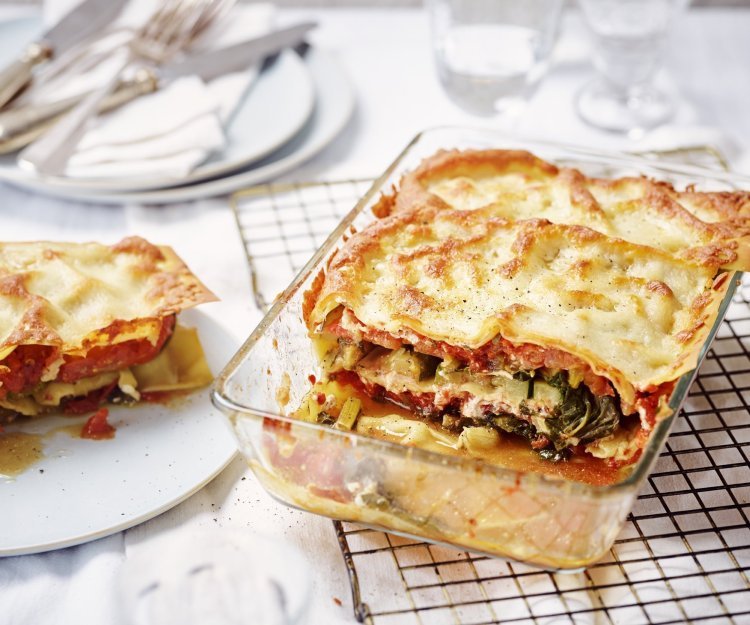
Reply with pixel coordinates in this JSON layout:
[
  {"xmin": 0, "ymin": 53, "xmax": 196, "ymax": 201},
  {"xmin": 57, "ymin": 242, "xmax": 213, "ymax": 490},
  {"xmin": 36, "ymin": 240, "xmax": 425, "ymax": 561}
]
[
  {"xmin": 576, "ymin": 0, "xmax": 690, "ymax": 134},
  {"xmin": 427, "ymin": 0, "xmax": 564, "ymax": 117}
]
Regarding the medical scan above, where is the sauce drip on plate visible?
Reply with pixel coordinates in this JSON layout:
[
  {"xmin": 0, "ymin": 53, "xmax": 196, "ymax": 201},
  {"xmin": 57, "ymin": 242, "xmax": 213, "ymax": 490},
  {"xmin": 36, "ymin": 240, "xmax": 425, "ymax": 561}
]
[{"xmin": 0, "ymin": 432, "xmax": 44, "ymax": 477}]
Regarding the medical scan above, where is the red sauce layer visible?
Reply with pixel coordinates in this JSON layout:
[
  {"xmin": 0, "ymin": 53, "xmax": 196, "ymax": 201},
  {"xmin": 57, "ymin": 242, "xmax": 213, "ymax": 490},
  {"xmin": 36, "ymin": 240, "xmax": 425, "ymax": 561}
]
[
  {"xmin": 0, "ymin": 345, "xmax": 57, "ymax": 398},
  {"xmin": 0, "ymin": 315, "xmax": 176, "ymax": 399},
  {"xmin": 326, "ymin": 311, "xmax": 614, "ymax": 397},
  {"xmin": 81, "ymin": 408, "xmax": 115, "ymax": 440},
  {"xmin": 58, "ymin": 316, "xmax": 175, "ymax": 383}
]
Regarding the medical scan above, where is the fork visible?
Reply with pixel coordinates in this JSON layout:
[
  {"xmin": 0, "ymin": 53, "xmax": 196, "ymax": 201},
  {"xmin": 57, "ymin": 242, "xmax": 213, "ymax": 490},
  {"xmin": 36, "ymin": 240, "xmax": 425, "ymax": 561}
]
[{"xmin": 18, "ymin": 0, "xmax": 234, "ymax": 177}]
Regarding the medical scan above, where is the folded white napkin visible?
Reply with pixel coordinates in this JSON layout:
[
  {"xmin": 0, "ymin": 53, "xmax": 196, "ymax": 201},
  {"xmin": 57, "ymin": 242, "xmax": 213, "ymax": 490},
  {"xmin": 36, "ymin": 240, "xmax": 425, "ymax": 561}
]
[
  {"xmin": 119, "ymin": 528, "xmax": 310, "ymax": 625},
  {"xmin": 31, "ymin": 0, "xmax": 275, "ymax": 180}
]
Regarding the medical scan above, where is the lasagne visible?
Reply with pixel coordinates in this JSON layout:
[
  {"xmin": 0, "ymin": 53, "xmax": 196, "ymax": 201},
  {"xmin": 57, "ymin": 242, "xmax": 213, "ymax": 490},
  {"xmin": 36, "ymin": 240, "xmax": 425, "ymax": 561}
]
[
  {"xmin": 303, "ymin": 149, "xmax": 750, "ymax": 467},
  {"xmin": 0, "ymin": 236, "xmax": 215, "ymax": 421}
]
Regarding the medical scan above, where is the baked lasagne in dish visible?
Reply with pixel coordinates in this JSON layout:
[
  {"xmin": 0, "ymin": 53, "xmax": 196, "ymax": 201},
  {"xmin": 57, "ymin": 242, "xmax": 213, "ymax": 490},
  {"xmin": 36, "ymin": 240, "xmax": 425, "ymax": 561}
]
[
  {"xmin": 302, "ymin": 149, "xmax": 750, "ymax": 471},
  {"xmin": 0, "ymin": 236, "xmax": 215, "ymax": 422}
]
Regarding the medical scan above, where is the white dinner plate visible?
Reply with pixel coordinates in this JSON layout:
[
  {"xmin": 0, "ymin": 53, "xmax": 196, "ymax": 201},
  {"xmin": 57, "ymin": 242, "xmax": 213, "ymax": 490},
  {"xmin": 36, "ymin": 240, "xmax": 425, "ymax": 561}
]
[
  {"xmin": 0, "ymin": 46, "xmax": 355, "ymax": 204},
  {"xmin": 0, "ymin": 16, "xmax": 315, "ymax": 192},
  {"xmin": 0, "ymin": 308, "xmax": 238, "ymax": 556}
]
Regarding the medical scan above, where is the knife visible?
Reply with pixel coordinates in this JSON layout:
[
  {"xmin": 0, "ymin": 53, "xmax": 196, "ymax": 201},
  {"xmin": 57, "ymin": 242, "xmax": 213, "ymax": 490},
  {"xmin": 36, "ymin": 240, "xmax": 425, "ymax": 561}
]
[
  {"xmin": 0, "ymin": 0, "xmax": 129, "ymax": 109},
  {"xmin": 0, "ymin": 21, "xmax": 316, "ymax": 156}
]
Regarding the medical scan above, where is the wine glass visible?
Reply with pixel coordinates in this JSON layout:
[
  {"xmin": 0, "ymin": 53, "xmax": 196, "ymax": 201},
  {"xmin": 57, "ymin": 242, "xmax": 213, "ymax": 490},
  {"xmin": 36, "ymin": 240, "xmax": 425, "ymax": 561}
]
[
  {"xmin": 427, "ymin": 0, "xmax": 564, "ymax": 118},
  {"xmin": 576, "ymin": 0, "xmax": 690, "ymax": 135}
]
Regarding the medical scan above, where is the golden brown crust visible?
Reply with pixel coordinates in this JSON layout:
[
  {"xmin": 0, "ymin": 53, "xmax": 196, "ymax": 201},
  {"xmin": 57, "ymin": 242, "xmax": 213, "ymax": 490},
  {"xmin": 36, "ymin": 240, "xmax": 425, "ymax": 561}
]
[
  {"xmin": 0, "ymin": 237, "xmax": 216, "ymax": 353},
  {"xmin": 389, "ymin": 148, "xmax": 750, "ymax": 272},
  {"xmin": 111, "ymin": 236, "xmax": 166, "ymax": 264},
  {"xmin": 306, "ymin": 149, "xmax": 742, "ymax": 412}
]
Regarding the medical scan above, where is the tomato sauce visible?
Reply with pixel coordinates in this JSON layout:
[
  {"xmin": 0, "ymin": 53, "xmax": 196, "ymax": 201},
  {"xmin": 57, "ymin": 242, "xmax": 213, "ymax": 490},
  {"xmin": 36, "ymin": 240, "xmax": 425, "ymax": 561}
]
[
  {"xmin": 326, "ymin": 312, "xmax": 615, "ymax": 397},
  {"xmin": 58, "ymin": 316, "xmax": 175, "ymax": 383},
  {"xmin": 0, "ymin": 345, "xmax": 56, "ymax": 398},
  {"xmin": 0, "ymin": 316, "xmax": 176, "ymax": 400},
  {"xmin": 62, "ymin": 380, "xmax": 118, "ymax": 415},
  {"xmin": 80, "ymin": 408, "xmax": 115, "ymax": 440}
]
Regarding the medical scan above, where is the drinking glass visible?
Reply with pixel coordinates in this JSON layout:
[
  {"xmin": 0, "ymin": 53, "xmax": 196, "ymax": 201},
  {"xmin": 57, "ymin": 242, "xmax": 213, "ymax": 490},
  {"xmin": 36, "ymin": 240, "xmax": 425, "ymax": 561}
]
[
  {"xmin": 427, "ymin": 0, "xmax": 564, "ymax": 117},
  {"xmin": 576, "ymin": 0, "xmax": 690, "ymax": 134}
]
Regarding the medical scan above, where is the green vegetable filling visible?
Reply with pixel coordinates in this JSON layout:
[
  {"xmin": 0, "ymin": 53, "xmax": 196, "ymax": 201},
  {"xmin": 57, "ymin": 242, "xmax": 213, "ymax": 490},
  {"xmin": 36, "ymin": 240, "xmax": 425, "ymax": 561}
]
[
  {"xmin": 328, "ymin": 336, "xmax": 624, "ymax": 463},
  {"xmin": 544, "ymin": 372, "xmax": 620, "ymax": 447},
  {"xmin": 493, "ymin": 371, "xmax": 621, "ymax": 461}
]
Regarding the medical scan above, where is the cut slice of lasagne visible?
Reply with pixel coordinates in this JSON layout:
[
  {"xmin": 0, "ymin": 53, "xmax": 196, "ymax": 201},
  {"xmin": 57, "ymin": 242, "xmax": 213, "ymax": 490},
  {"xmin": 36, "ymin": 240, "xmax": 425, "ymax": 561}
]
[
  {"xmin": 304, "ymin": 150, "xmax": 750, "ymax": 466},
  {"xmin": 0, "ymin": 237, "xmax": 216, "ymax": 421}
]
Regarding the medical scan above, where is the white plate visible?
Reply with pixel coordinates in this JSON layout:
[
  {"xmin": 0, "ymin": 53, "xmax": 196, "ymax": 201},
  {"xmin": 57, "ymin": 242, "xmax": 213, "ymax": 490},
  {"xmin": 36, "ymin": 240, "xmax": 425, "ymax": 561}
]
[
  {"xmin": 189, "ymin": 51, "xmax": 314, "ymax": 184},
  {"xmin": 0, "ymin": 47, "xmax": 354, "ymax": 204},
  {"xmin": 0, "ymin": 16, "xmax": 316, "ymax": 192},
  {"xmin": 0, "ymin": 308, "xmax": 238, "ymax": 556}
]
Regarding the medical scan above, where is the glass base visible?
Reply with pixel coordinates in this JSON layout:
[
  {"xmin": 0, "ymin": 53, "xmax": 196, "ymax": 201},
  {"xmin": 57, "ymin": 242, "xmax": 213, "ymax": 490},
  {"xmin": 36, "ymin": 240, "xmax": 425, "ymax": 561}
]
[
  {"xmin": 576, "ymin": 79, "xmax": 674, "ymax": 134},
  {"xmin": 437, "ymin": 65, "xmax": 532, "ymax": 119}
]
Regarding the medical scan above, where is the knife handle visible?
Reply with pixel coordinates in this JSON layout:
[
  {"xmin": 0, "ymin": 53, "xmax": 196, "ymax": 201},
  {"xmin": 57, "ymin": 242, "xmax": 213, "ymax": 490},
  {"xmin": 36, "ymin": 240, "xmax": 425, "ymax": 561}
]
[
  {"xmin": 0, "ymin": 68, "xmax": 159, "ymax": 155},
  {"xmin": 0, "ymin": 42, "xmax": 53, "ymax": 110}
]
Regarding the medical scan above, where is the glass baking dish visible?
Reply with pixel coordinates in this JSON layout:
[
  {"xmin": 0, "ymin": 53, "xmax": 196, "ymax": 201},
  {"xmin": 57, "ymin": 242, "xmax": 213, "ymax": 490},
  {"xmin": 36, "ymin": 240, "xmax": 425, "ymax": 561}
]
[{"xmin": 212, "ymin": 127, "xmax": 747, "ymax": 570}]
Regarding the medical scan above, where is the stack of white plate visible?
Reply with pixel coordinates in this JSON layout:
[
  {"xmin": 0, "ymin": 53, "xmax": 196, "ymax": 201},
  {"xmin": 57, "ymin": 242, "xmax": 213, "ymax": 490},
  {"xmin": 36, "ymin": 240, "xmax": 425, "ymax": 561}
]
[{"xmin": 0, "ymin": 16, "xmax": 355, "ymax": 204}]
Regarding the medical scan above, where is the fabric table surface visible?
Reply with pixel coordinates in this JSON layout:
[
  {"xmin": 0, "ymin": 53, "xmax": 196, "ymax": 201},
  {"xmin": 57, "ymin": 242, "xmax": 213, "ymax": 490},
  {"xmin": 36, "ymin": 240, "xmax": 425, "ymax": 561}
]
[{"xmin": 1, "ymin": 5, "xmax": 749, "ymax": 625}]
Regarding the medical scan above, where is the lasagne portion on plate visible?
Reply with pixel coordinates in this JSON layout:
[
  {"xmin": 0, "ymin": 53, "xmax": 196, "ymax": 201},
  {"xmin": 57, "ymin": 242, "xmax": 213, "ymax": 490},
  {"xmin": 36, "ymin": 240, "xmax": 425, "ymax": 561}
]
[
  {"xmin": 303, "ymin": 149, "xmax": 750, "ymax": 468},
  {"xmin": 0, "ymin": 236, "xmax": 216, "ymax": 421}
]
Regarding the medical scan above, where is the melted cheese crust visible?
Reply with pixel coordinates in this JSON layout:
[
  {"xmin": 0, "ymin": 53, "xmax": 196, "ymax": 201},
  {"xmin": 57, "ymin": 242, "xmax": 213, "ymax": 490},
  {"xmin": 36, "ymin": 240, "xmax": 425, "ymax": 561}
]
[
  {"xmin": 388, "ymin": 150, "xmax": 750, "ymax": 271},
  {"xmin": 308, "ymin": 150, "xmax": 745, "ymax": 407},
  {"xmin": 0, "ymin": 236, "xmax": 216, "ymax": 354}
]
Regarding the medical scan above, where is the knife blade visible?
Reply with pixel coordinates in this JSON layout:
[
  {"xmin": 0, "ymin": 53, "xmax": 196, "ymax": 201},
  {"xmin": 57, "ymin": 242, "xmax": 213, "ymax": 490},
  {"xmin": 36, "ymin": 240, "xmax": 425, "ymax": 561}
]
[
  {"xmin": 0, "ymin": 0, "xmax": 129, "ymax": 110},
  {"xmin": 163, "ymin": 21, "xmax": 316, "ymax": 82},
  {"xmin": 0, "ymin": 21, "xmax": 317, "ymax": 155}
]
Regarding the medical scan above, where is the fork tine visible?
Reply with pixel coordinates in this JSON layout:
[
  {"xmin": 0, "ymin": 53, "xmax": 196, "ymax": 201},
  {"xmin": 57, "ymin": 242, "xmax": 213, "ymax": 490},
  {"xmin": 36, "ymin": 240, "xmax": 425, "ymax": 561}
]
[
  {"xmin": 182, "ymin": 0, "xmax": 233, "ymax": 43},
  {"xmin": 132, "ymin": 0, "xmax": 236, "ymax": 60},
  {"xmin": 193, "ymin": 0, "xmax": 235, "ymax": 36},
  {"xmin": 17, "ymin": 0, "xmax": 234, "ymax": 176},
  {"xmin": 139, "ymin": 0, "xmax": 182, "ymax": 40},
  {"xmin": 150, "ymin": 0, "xmax": 195, "ymax": 44},
  {"xmin": 173, "ymin": 0, "xmax": 212, "ymax": 42}
]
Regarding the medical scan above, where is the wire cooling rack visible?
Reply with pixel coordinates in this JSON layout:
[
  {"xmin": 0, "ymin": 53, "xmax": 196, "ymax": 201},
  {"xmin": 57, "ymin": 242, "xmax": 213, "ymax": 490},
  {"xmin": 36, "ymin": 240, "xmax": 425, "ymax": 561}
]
[{"xmin": 231, "ymin": 148, "xmax": 750, "ymax": 625}]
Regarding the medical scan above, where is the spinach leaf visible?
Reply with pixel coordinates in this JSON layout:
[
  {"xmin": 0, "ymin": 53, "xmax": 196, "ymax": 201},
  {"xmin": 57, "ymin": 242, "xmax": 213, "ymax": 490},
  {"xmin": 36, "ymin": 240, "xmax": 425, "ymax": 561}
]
[
  {"xmin": 493, "ymin": 414, "xmax": 537, "ymax": 441},
  {"xmin": 493, "ymin": 415, "xmax": 570, "ymax": 463},
  {"xmin": 545, "ymin": 372, "xmax": 620, "ymax": 449}
]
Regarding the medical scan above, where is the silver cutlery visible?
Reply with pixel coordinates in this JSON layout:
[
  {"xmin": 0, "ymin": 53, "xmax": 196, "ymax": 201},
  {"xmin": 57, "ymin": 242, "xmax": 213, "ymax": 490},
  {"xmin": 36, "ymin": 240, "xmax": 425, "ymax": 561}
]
[
  {"xmin": 0, "ymin": 21, "xmax": 317, "ymax": 156},
  {"xmin": 0, "ymin": 0, "xmax": 129, "ymax": 109},
  {"xmin": 17, "ymin": 0, "xmax": 235, "ymax": 177}
]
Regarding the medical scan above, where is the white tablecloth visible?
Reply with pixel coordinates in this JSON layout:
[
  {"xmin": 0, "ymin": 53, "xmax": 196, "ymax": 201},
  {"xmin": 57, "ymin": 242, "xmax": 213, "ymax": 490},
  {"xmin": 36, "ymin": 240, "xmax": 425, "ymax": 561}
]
[{"xmin": 1, "ymin": 6, "xmax": 749, "ymax": 625}]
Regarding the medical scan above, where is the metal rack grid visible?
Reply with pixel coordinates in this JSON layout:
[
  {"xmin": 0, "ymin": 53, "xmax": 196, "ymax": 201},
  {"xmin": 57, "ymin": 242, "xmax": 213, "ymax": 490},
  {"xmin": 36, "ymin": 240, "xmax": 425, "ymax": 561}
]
[{"xmin": 231, "ymin": 149, "xmax": 750, "ymax": 625}]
